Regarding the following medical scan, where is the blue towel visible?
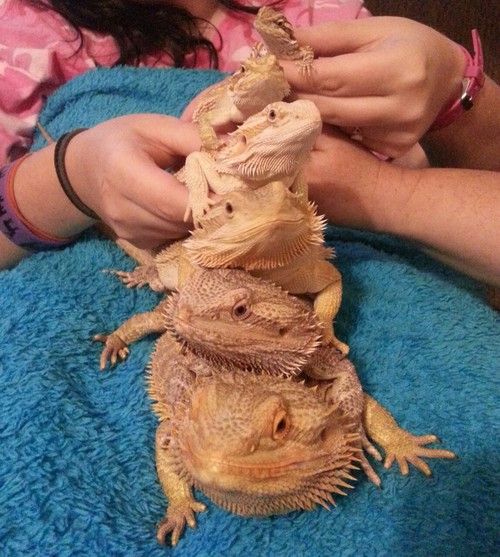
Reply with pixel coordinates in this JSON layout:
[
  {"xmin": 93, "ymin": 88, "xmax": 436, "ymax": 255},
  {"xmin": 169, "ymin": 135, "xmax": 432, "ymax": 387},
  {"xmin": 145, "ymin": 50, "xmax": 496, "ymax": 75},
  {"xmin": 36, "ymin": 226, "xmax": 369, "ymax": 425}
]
[{"xmin": 1, "ymin": 67, "xmax": 498, "ymax": 556}]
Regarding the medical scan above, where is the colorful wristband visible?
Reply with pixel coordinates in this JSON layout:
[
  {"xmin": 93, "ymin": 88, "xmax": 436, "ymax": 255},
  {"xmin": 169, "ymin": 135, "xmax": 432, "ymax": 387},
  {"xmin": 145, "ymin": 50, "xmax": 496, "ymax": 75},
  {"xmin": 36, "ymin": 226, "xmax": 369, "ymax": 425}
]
[
  {"xmin": 0, "ymin": 156, "xmax": 75, "ymax": 251},
  {"xmin": 54, "ymin": 128, "xmax": 99, "ymax": 220},
  {"xmin": 429, "ymin": 29, "xmax": 484, "ymax": 132}
]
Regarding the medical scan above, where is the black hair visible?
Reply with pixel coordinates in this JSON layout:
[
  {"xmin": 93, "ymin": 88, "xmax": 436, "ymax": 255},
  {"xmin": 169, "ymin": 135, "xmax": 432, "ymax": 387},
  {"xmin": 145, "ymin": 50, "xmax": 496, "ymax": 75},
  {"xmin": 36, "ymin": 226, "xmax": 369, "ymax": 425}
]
[{"xmin": 27, "ymin": 1, "xmax": 280, "ymax": 68}]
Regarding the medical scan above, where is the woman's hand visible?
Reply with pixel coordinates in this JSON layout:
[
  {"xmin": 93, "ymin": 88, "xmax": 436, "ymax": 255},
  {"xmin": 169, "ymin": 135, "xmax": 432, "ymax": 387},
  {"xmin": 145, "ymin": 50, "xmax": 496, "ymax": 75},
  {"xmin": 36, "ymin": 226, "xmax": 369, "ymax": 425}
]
[
  {"xmin": 65, "ymin": 114, "xmax": 201, "ymax": 248},
  {"xmin": 304, "ymin": 125, "xmax": 389, "ymax": 232},
  {"xmin": 281, "ymin": 17, "xmax": 466, "ymax": 157}
]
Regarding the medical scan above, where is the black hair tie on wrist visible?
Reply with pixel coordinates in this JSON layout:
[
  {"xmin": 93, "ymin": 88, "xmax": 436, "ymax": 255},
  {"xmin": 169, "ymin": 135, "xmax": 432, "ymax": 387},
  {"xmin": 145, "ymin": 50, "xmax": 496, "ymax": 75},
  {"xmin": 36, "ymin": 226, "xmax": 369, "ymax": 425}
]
[{"xmin": 54, "ymin": 128, "xmax": 99, "ymax": 220}]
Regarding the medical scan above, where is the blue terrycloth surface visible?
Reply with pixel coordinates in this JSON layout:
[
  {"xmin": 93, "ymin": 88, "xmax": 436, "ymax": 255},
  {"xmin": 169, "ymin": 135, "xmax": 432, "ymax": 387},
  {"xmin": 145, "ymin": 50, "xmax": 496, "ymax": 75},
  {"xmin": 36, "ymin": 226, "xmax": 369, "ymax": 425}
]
[{"xmin": 1, "ymin": 67, "xmax": 499, "ymax": 556}]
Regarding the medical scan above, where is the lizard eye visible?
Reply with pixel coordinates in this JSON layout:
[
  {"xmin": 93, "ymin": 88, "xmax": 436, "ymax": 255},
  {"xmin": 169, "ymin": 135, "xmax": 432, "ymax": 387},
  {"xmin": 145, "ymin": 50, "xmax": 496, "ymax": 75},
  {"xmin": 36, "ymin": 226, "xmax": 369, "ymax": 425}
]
[
  {"xmin": 225, "ymin": 202, "xmax": 234, "ymax": 216},
  {"xmin": 272, "ymin": 410, "xmax": 290, "ymax": 440},
  {"xmin": 232, "ymin": 302, "xmax": 250, "ymax": 320},
  {"xmin": 267, "ymin": 109, "xmax": 277, "ymax": 122}
]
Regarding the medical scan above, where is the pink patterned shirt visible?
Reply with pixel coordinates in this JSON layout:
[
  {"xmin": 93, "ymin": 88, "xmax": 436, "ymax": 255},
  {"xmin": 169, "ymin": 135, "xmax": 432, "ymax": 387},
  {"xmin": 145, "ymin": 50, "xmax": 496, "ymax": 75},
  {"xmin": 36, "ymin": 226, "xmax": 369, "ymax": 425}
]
[{"xmin": 0, "ymin": 0, "xmax": 369, "ymax": 164}]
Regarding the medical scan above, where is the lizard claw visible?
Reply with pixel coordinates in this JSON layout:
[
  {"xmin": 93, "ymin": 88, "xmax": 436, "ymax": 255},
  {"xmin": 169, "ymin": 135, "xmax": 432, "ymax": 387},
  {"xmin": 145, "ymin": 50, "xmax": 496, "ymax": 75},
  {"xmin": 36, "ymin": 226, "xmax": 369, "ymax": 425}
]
[
  {"xmin": 322, "ymin": 328, "xmax": 349, "ymax": 357},
  {"xmin": 93, "ymin": 333, "xmax": 129, "ymax": 371},
  {"xmin": 156, "ymin": 499, "xmax": 207, "ymax": 546},
  {"xmin": 382, "ymin": 432, "xmax": 456, "ymax": 476},
  {"xmin": 190, "ymin": 201, "xmax": 212, "ymax": 229},
  {"xmin": 201, "ymin": 137, "xmax": 223, "ymax": 152},
  {"xmin": 107, "ymin": 265, "xmax": 161, "ymax": 291}
]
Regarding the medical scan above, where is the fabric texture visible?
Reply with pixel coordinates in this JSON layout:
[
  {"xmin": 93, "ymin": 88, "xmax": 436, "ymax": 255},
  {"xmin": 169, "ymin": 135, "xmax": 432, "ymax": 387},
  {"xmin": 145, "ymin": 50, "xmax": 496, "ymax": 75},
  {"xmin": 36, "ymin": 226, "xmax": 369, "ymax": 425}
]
[
  {"xmin": 1, "ymin": 66, "xmax": 499, "ymax": 556},
  {"xmin": 0, "ymin": 0, "xmax": 368, "ymax": 164}
]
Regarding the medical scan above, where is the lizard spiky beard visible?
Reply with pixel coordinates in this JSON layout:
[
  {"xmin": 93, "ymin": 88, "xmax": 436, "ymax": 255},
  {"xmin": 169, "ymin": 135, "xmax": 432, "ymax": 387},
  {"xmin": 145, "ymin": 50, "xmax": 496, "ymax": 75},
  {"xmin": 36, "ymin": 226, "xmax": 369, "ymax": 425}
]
[
  {"xmin": 167, "ymin": 373, "xmax": 361, "ymax": 516},
  {"xmin": 185, "ymin": 181, "xmax": 327, "ymax": 270}
]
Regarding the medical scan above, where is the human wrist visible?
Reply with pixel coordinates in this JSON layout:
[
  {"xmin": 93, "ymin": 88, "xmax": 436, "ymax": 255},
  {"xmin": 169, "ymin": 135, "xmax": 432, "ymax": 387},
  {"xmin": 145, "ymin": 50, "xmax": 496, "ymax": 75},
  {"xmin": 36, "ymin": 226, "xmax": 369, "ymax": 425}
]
[
  {"xmin": 428, "ymin": 30, "xmax": 484, "ymax": 133},
  {"xmin": 367, "ymin": 162, "xmax": 419, "ymax": 237},
  {"xmin": 54, "ymin": 129, "xmax": 99, "ymax": 220},
  {"xmin": 308, "ymin": 149, "xmax": 391, "ymax": 234},
  {"xmin": 423, "ymin": 76, "xmax": 500, "ymax": 169},
  {"xmin": 14, "ymin": 144, "xmax": 95, "ymax": 238}
]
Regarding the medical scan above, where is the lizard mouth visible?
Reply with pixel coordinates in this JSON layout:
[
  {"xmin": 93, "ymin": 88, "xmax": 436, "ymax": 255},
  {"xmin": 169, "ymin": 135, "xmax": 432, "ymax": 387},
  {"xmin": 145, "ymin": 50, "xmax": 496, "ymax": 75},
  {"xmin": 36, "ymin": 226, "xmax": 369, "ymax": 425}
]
[
  {"xmin": 176, "ymin": 426, "xmax": 360, "ymax": 517},
  {"xmin": 172, "ymin": 316, "xmax": 312, "ymax": 376},
  {"xmin": 178, "ymin": 415, "xmax": 360, "ymax": 491},
  {"xmin": 181, "ymin": 436, "xmax": 336, "ymax": 484}
]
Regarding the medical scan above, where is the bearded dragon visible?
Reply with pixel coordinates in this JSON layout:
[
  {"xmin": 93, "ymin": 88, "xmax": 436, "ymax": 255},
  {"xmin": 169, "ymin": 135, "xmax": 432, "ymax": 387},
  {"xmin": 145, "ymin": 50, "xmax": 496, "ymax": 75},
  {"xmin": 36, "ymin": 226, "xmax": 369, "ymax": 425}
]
[
  {"xmin": 191, "ymin": 48, "xmax": 291, "ymax": 151},
  {"xmin": 177, "ymin": 99, "xmax": 322, "ymax": 227},
  {"xmin": 114, "ymin": 310, "xmax": 454, "ymax": 545},
  {"xmin": 95, "ymin": 267, "xmax": 323, "ymax": 376},
  {"xmin": 95, "ymin": 267, "xmax": 455, "ymax": 545},
  {"xmin": 112, "ymin": 181, "xmax": 348, "ymax": 352},
  {"xmin": 254, "ymin": 6, "xmax": 315, "ymax": 75}
]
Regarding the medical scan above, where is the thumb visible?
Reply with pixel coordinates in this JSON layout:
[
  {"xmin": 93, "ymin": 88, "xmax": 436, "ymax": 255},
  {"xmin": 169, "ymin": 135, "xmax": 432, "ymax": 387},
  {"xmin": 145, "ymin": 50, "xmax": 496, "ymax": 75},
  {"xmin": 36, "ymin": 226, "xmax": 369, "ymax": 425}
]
[{"xmin": 135, "ymin": 116, "xmax": 201, "ymax": 162}]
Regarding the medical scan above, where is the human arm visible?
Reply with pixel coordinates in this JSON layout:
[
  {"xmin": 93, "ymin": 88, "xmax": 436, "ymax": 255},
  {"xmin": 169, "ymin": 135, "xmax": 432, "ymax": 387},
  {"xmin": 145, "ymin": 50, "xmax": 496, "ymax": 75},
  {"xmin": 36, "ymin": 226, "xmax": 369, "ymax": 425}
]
[
  {"xmin": 279, "ymin": 16, "xmax": 500, "ymax": 168},
  {"xmin": 307, "ymin": 128, "xmax": 500, "ymax": 286},
  {"xmin": 0, "ymin": 114, "xmax": 201, "ymax": 270},
  {"xmin": 423, "ymin": 76, "xmax": 500, "ymax": 170}
]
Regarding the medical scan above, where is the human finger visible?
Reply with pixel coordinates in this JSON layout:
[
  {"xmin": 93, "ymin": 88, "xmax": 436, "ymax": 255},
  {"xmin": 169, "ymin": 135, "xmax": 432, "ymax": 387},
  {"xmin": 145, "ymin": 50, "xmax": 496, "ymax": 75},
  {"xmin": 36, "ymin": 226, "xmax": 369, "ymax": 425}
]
[
  {"xmin": 280, "ymin": 51, "xmax": 397, "ymax": 97},
  {"xmin": 348, "ymin": 127, "xmax": 423, "ymax": 158},
  {"xmin": 138, "ymin": 116, "xmax": 201, "ymax": 160},
  {"xmin": 111, "ymin": 205, "xmax": 189, "ymax": 248},
  {"xmin": 292, "ymin": 18, "xmax": 387, "ymax": 56},
  {"xmin": 122, "ymin": 160, "xmax": 190, "ymax": 226},
  {"xmin": 295, "ymin": 92, "xmax": 394, "ymax": 127}
]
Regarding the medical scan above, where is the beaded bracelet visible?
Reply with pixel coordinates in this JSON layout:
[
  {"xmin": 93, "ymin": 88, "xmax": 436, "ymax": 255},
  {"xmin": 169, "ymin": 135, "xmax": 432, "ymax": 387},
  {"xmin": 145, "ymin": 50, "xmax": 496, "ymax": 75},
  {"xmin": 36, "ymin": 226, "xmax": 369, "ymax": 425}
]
[{"xmin": 0, "ymin": 155, "xmax": 74, "ymax": 251}]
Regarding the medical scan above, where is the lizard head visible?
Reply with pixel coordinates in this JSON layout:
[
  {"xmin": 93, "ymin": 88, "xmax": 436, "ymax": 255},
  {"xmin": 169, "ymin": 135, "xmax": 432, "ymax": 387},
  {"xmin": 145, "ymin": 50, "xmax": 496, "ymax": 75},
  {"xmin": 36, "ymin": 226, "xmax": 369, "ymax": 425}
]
[
  {"xmin": 221, "ymin": 100, "xmax": 322, "ymax": 181},
  {"xmin": 164, "ymin": 268, "xmax": 322, "ymax": 376},
  {"xmin": 254, "ymin": 6, "xmax": 296, "ymax": 43},
  {"xmin": 229, "ymin": 52, "xmax": 291, "ymax": 116},
  {"xmin": 170, "ymin": 372, "xmax": 360, "ymax": 516},
  {"xmin": 183, "ymin": 180, "xmax": 326, "ymax": 270}
]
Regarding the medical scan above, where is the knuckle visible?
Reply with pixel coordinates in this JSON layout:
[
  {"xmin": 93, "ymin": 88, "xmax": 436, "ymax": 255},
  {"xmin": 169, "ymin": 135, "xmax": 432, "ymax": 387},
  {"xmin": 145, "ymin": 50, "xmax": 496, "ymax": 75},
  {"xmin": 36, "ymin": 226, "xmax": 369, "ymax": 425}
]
[
  {"xmin": 378, "ymin": 142, "xmax": 409, "ymax": 159},
  {"xmin": 401, "ymin": 104, "xmax": 427, "ymax": 127},
  {"xmin": 102, "ymin": 200, "xmax": 123, "ymax": 227},
  {"xmin": 397, "ymin": 57, "xmax": 428, "ymax": 92}
]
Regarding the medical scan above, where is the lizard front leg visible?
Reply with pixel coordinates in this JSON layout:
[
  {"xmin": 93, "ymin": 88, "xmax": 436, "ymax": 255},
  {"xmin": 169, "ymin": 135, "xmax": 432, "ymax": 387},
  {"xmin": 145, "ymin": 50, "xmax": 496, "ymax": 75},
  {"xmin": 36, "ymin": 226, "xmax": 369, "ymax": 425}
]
[
  {"xmin": 111, "ymin": 265, "xmax": 166, "ymax": 293},
  {"xmin": 93, "ymin": 298, "xmax": 170, "ymax": 370},
  {"xmin": 257, "ymin": 257, "xmax": 348, "ymax": 354},
  {"xmin": 363, "ymin": 394, "xmax": 456, "ymax": 477},
  {"xmin": 295, "ymin": 45, "xmax": 315, "ymax": 76},
  {"xmin": 321, "ymin": 358, "xmax": 381, "ymax": 485},
  {"xmin": 155, "ymin": 421, "xmax": 206, "ymax": 546},
  {"xmin": 310, "ymin": 261, "xmax": 349, "ymax": 355},
  {"xmin": 110, "ymin": 239, "xmax": 165, "ymax": 291},
  {"xmin": 195, "ymin": 113, "xmax": 224, "ymax": 152},
  {"xmin": 182, "ymin": 152, "xmax": 227, "ymax": 227},
  {"xmin": 191, "ymin": 77, "xmax": 235, "ymax": 151},
  {"xmin": 289, "ymin": 169, "xmax": 308, "ymax": 201}
]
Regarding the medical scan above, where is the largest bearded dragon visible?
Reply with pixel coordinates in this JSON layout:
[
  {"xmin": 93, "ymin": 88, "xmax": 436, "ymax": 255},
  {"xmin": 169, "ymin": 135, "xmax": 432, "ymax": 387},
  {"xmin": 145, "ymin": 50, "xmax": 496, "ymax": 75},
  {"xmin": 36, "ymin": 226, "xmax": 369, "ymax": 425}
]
[{"xmin": 95, "ymin": 268, "xmax": 455, "ymax": 545}]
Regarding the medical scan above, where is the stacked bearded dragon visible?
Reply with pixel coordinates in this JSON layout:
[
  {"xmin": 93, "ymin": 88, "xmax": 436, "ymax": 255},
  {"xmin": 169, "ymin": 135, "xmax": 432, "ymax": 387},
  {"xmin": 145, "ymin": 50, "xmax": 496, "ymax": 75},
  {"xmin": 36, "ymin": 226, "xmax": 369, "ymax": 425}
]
[{"xmin": 95, "ymin": 7, "xmax": 455, "ymax": 546}]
